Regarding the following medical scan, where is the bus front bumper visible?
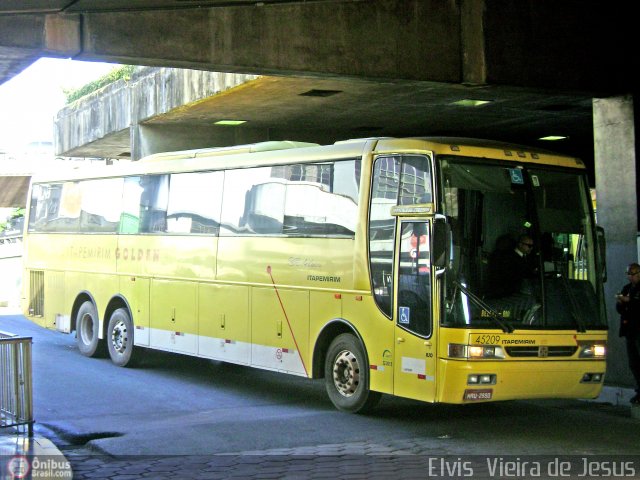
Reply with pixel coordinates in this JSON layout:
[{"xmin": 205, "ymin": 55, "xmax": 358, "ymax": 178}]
[{"xmin": 438, "ymin": 359, "xmax": 606, "ymax": 404}]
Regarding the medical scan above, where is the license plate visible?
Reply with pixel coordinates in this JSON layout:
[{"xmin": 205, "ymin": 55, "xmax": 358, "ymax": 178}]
[{"xmin": 463, "ymin": 388, "xmax": 493, "ymax": 401}]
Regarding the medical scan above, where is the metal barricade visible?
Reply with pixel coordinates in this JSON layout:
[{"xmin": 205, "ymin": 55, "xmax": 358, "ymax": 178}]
[{"xmin": 0, "ymin": 331, "xmax": 33, "ymax": 436}]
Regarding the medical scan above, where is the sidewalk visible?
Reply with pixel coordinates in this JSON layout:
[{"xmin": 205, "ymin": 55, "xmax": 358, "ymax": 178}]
[
  {"xmin": 0, "ymin": 428, "xmax": 72, "ymax": 479},
  {"xmin": 590, "ymin": 384, "xmax": 638, "ymax": 407}
]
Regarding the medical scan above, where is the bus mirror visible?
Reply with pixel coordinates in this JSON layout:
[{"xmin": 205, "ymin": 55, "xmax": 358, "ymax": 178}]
[
  {"xmin": 596, "ymin": 226, "xmax": 607, "ymax": 283},
  {"xmin": 432, "ymin": 220, "xmax": 450, "ymax": 268}
]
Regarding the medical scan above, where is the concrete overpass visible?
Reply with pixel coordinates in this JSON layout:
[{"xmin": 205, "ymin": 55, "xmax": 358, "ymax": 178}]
[
  {"xmin": 54, "ymin": 66, "xmax": 603, "ymax": 162},
  {"xmin": 1, "ymin": 1, "xmax": 636, "ymax": 173},
  {"xmin": 0, "ymin": 0, "xmax": 638, "ymax": 390},
  {"xmin": 0, "ymin": 1, "xmax": 635, "ymax": 89}
]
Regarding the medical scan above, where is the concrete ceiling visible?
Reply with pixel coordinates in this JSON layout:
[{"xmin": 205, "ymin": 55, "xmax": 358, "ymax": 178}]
[{"xmin": 141, "ymin": 75, "xmax": 596, "ymax": 169}]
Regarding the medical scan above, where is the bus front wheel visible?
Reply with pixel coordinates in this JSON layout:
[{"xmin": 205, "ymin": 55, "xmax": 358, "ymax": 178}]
[
  {"xmin": 324, "ymin": 333, "xmax": 381, "ymax": 413},
  {"xmin": 107, "ymin": 308, "xmax": 139, "ymax": 367},
  {"xmin": 76, "ymin": 301, "xmax": 104, "ymax": 358}
]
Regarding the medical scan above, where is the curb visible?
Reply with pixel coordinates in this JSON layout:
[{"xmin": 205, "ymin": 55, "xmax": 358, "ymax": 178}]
[{"xmin": 0, "ymin": 431, "xmax": 72, "ymax": 479}]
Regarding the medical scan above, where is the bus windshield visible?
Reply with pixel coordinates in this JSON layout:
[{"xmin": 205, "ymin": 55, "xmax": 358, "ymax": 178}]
[{"xmin": 439, "ymin": 157, "xmax": 606, "ymax": 331}]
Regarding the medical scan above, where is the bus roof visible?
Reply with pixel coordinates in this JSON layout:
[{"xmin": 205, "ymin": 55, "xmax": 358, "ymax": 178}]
[
  {"xmin": 140, "ymin": 140, "xmax": 321, "ymax": 162},
  {"xmin": 372, "ymin": 137, "xmax": 585, "ymax": 169},
  {"xmin": 30, "ymin": 137, "xmax": 584, "ymax": 183}
]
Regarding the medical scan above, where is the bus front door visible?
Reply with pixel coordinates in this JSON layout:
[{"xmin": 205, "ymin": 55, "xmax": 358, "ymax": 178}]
[{"xmin": 393, "ymin": 219, "xmax": 437, "ymax": 402}]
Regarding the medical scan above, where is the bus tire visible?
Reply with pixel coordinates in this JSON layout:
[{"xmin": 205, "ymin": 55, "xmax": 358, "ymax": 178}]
[
  {"xmin": 107, "ymin": 308, "xmax": 139, "ymax": 367},
  {"xmin": 324, "ymin": 333, "xmax": 381, "ymax": 413},
  {"xmin": 76, "ymin": 301, "xmax": 104, "ymax": 358}
]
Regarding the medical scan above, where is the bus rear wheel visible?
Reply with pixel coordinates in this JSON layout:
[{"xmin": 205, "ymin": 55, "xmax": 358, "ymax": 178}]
[
  {"xmin": 324, "ymin": 333, "xmax": 381, "ymax": 413},
  {"xmin": 107, "ymin": 308, "xmax": 140, "ymax": 367},
  {"xmin": 76, "ymin": 301, "xmax": 104, "ymax": 357}
]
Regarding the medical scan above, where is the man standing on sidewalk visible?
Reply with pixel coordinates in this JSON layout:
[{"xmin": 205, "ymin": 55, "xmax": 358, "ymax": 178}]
[{"xmin": 616, "ymin": 262, "xmax": 640, "ymax": 405}]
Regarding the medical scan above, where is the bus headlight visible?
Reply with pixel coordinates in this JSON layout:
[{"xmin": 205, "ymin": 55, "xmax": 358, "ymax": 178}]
[
  {"xmin": 449, "ymin": 343, "xmax": 505, "ymax": 359},
  {"xmin": 579, "ymin": 344, "xmax": 607, "ymax": 358}
]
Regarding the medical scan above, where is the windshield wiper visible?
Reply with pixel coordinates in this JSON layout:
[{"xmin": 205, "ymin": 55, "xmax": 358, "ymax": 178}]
[{"xmin": 453, "ymin": 280, "xmax": 513, "ymax": 333}]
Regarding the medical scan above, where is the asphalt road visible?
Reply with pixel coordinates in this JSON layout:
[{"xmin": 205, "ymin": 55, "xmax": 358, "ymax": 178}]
[{"xmin": 2, "ymin": 311, "xmax": 640, "ymax": 478}]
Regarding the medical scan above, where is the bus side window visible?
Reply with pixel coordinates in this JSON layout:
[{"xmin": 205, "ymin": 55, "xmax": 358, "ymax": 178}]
[
  {"xmin": 78, "ymin": 178, "xmax": 123, "ymax": 233},
  {"xmin": 369, "ymin": 156, "xmax": 400, "ymax": 317},
  {"xmin": 166, "ymin": 171, "xmax": 223, "ymax": 235},
  {"xmin": 140, "ymin": 175, "xmax": 169, "ymax": 233}
]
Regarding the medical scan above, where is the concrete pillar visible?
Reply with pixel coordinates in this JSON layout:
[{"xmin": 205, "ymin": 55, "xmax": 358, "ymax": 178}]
[
  {"xmin": 461, "ymin": 0, "xmax": 486, "ymax": 85},
  {"xmin": 593, "ymin": 95, "xmax": 637, "ymax": 387}
]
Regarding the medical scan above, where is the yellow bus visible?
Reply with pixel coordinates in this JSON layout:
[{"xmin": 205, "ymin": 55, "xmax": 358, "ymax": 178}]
[{"xmin": 22, "ymin": 137, "xmax": 608, "ymax": 412}]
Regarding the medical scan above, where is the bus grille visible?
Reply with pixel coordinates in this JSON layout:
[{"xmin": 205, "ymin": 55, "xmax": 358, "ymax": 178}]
[
  {"xmin": 29, "ymin": 271, "xmax": 44, "ymax": 317},
  {"xmin": 505, "ymin": 346, "xmax": 578, "ymax": 358}
]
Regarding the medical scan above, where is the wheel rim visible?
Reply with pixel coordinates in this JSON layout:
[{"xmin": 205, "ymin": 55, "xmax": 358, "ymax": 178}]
[
  {"xmin": 111, "ymin": 319, "xmax": 128, "ymax": 354},
  {"xmin": 79, "ymin": 314, "xmax": 94, "ymax": 345},
  {"xmin": 332, "ymin": 349, "xmax": 360, "ymax": 397}
]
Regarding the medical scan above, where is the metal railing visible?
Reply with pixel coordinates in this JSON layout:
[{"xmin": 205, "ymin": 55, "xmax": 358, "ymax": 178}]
[{"xmin": 0, "ymin": 331, "xmax": 33, "ymax": 436}]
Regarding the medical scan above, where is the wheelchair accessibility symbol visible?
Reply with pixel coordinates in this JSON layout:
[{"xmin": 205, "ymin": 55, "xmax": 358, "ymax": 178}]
[{"xmin": 399, "ymin": 306, "xmax": 410, "ymax": 324}]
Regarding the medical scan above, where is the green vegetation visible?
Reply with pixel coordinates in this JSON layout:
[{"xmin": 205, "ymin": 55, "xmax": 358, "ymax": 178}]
[
  {"xmin": 64, "ymin": 65, "xmax": 136, "ymax": 104},
  {"xmin": 0, "ymin": 208, "xmax": 25, "ymax": 236}
]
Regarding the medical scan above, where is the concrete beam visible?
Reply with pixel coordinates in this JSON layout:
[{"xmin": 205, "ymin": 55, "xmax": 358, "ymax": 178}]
[
  {"xmin": 460, "ymin": 0, "xmax": 486, "ymax": 85},
  {"xmin": 43, "ymin": 14, "xmax": 81, "ymax": 56},
  {"xmin": 0, "ymin": 13, "xmax": 80, "ymax": 83},
  {"xmin": 0, "ymin": 14, "xmax": 44, "ymax": 49},
  {"xmin": 0, "ymin": 13, "xmax": 79, "ymax": 55},
  {"xmin": 58, "ymin": 0, "xmax": 635, "ymax": 92},
  {"xmin": 78, "ymin": 0, "xmax": 462, "ymax": 82},
  {"xmin": 482, "ymin": 0, "xmax": 635, "ymax": 92},
  {"xmin": 1, "ymin": 1, "xmax": 636, "ymax": 92}
]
